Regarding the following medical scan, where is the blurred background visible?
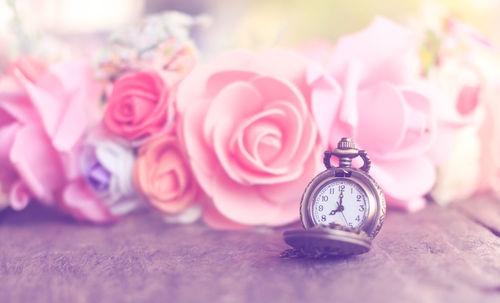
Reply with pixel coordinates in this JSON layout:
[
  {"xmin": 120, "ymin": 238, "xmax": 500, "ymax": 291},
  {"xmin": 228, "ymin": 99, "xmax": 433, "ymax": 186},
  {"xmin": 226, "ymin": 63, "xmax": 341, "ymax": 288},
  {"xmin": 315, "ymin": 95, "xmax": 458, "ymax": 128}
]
[{"xmin": 0, "ymin": 0, "xmax": 499, "ymax": 60}]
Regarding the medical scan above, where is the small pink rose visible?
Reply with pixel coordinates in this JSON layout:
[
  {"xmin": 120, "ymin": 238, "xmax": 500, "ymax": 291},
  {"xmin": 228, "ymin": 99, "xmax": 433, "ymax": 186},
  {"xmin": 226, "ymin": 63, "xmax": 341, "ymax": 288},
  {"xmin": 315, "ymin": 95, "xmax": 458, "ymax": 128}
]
[
  {"xmin": 104, "ymin": 71, "xmax": 173, "ymax": 142},
  {"xmin": 134, "ymin": 135, "xmax": 198, "ymax": 214},
  {"xmin": 177, "ymin": 49, "xmax": 322, "ymax": 227}
]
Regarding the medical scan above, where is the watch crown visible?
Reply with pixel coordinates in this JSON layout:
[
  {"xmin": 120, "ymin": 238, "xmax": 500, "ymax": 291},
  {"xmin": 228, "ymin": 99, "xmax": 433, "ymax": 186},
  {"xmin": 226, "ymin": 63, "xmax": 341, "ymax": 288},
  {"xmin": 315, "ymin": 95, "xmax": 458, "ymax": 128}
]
[{"xmin": 337, "ymin": 137, "xmax": 356, "ymax": 150}]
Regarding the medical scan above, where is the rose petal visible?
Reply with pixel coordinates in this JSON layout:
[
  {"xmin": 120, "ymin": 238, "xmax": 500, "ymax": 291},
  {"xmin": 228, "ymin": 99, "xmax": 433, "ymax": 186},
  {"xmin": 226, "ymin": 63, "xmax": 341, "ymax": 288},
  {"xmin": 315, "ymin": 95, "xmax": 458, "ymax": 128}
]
[
  {"xmin": 15, "ymin": 70, "xmax": 65, "ymax": 138},
  {"xmin": 104, "ymin": 71, "xmax": 170, "ymax": 141},
  {"xmin": 131, "ymin": 96, "xmax": 157, "ymax": 124},
  {"xmin": 9, "ymin": 125, "xmax": 65, "ymax": 204},
  {"xmin": 108, "ymin": 198, "xmax": 139, "ymax": 216},
  {"xmin": 177, "ymin": 51, "xmax": 255, "ymax": 113},
  {"xmin": 338, "ymin": 59, "xmax": 365, "ymax": 132},
  {"xmin": 211, "ymin": 168, "xmax": 300, "ymax": 225},
  {"xmin": 250, "ymin": 49, "xmax": 309, "ymax": 92},
  {"xmin": 231, "ymin": 102, "xmax": 303, "ymax": 174},
  {"xmin": 204, "ymin": 81, "xmax": 263, "ymax": 143},
  {"xmin": 95, "ymin": 141, "xmax": 136, "ymax": 201},
  {"xmin": 308, "ymin": 64, "xmax": 343, "ymax": 146},
  {"xmin": 215, "ymin": 118, "xmax": 301, "ymax": 185},
  {"xmin": 206, "ymin": 70, "xmax": 257, "ymax": 97},
  {"xmin": 202, "ymin": 201, "xmax": 250, "ymax": 230},
  {"xmin": 251, "ymin": 76, "xmax": 308, "ymax": 117},
  {"xmin": 370, "ymin": 156, "xmax": 436, "ymax": 202},
  {"xmin": 135, "ymin": 136, "xmax": 197, "ymax": 214},
  {"xmin": 457, "ymin": 85, "xmax": 480, "ymax": 116},
  {"xmin": 355, "ymin": 83, "xmax": 406, "ymax": 154},
  {"xmin": 52, "ymin": 79, "xmax": 94, "ymax": 151},
  {"xmin": 62, "ymin": 180, "xmax": 114, "ymax": 222},
  {"xmin": 180, "ymin": 104, "xmax": 219, "ymax": 177},
  {"xmin": 246, "ymin": 121, "xmax": 282, "ymax": 165},
  {"xmin": 8, "ymin": 56, "xmax": 48, "ymax": 83},
  {"xmin": 17, "ymin": 62, "xmax": 97, "ymax": 151},
  {"xmin": 0, "ymin": 122, "xmax": 21, "ymax": 160},
  {"xmin": 257, "ymin": 146, "xmax": 322, "ymax": 205},
  {"xmin": 390, "ymin": 87, "xmax": 436, "ymax": 158},
  {"xmin": 329, "ymin": 17, "xmax": 416, "ymax": 85},
  {"xmin": 0, "ymin": 78, "xmax": 38, "ymax": 123},
  {"xmin": 387, "ymin": 196, "xmax": 427, "ymax": 212},
  {"xmin": 164, "ymin": 204, "xmax": 203, "ymax": 224},
  {"xmin": 9, "ymin": 181, "xmax": 31, "ymax": 211}
]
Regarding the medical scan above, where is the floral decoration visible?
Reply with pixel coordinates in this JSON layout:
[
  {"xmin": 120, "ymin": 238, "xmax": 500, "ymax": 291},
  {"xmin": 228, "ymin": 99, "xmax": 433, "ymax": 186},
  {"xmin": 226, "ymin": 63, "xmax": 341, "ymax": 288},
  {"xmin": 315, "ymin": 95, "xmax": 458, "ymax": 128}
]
[{"xmin": 0, "ymin": 10, "xmax": 498, "ymax": 228}]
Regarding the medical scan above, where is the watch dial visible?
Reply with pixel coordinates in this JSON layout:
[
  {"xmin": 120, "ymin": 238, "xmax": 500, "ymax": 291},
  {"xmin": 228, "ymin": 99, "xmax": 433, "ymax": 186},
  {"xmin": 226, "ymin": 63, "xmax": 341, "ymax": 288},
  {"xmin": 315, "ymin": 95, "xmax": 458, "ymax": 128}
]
[{"xmin": 312, "ymin": 179, "xmax": 369, "ymax": 228}]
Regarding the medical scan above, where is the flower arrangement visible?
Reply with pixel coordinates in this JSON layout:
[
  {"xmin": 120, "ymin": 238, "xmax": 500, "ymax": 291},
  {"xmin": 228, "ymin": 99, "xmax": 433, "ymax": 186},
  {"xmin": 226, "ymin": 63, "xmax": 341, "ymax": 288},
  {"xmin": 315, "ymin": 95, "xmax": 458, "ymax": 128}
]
[{"xmin": 0, "ymin": 11, "xmax": 498, "ymax": 228}]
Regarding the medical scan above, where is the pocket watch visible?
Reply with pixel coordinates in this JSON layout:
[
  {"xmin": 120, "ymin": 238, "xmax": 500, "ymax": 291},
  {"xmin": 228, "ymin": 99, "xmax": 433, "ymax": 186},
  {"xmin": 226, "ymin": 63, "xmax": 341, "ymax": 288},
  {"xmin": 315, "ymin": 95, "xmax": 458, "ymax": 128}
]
[{"xmin": 282, "ymin": 137, "xmax": 386, "ymax": 258}]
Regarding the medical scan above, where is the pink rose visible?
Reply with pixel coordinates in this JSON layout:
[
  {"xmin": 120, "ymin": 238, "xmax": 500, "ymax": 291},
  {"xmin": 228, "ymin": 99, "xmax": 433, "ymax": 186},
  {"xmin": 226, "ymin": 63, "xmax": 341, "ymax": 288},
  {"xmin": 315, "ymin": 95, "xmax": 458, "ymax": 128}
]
[
  {"xmin": 177, "ymin": 50, "xmax": 322, "ymax": 227},
  {"xmin": 307, "ymin": 17, "xmax": 438, "ymax": 211},
  {"xmin": 104, "ymin": 71, "xmax": 174, "ymax": 142},
  {"xmin": 134, "ymin": 135, "xmax": 198, "ymax": 214},
  {"xmin": 0, "ymin": 60, "xmax": 113, "ymax": 222}
]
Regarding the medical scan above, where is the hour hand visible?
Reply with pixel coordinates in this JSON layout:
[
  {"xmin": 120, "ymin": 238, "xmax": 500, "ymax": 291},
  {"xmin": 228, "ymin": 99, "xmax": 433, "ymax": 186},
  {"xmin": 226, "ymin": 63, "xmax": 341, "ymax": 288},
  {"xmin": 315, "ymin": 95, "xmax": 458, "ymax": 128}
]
[{"xmin": 329, "ymin": 202, "xmax": 340, "ymax": 215}]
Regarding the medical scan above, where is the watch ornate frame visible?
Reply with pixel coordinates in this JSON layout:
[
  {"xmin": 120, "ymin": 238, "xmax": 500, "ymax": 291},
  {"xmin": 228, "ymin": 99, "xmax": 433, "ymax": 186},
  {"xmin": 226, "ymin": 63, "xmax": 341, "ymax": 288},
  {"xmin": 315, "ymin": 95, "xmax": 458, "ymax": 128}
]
[{"xmin": 300, "ymin": 166, "xmax": 385, "ymax": 239}]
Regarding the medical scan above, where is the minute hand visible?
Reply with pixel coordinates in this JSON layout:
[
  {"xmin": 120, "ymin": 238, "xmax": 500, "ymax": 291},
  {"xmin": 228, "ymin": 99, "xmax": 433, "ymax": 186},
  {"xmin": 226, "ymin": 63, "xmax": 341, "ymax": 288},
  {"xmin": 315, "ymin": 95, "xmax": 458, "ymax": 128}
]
[
  {"xmin": 338, "ymin": 192, "xmax": 349, "ymax": 224},
  {"xmin": 337, "ymin": 192, "xmax": 344, "ymax": 212}
]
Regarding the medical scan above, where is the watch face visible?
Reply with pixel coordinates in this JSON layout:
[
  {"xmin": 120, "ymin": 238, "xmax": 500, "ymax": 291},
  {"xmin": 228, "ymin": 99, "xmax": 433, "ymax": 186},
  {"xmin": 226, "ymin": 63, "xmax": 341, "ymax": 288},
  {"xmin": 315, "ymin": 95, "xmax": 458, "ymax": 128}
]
[{"xmin": 312, "ymin": 178, "xmax": 370, "ymax": 228}]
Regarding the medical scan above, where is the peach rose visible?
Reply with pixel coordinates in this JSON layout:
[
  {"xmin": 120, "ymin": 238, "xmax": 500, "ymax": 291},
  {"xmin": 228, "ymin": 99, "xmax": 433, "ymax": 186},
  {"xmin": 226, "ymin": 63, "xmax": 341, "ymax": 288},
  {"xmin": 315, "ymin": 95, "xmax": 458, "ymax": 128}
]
[
  {"xmin": 177, "ymin": 50, "xmax": 322, "ymax": 227},
  {"xmin": 134, "ymin": 135, "xmax": 197, "ymax": 214},
  {"xmin": 104, "ymin": 71, "xmax": 174, "ymax": 142}
]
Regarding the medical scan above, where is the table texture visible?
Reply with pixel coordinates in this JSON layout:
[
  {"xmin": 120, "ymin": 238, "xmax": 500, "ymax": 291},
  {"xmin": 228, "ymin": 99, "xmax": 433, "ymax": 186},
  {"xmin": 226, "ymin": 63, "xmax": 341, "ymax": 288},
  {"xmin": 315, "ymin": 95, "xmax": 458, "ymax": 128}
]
[{"xmin": 1, "ymin": 195, "xmax": 499, "ymax": 303}]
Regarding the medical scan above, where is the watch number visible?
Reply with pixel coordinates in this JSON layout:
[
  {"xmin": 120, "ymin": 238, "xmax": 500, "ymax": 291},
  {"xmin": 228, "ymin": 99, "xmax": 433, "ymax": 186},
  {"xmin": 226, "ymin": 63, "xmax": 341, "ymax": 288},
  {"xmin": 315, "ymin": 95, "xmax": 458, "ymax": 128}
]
[
  {"xmin": 357, "ymin": 195, "xmax": 362, "ymax": 201},
  {"xmin": 321, "ymin": 215, "xmax": 326, "ymax": 222},
  {"xmin": 359, "ymin": 205, "xmax": 365, "ymax": 212},
  {"xmin": 321, "ymin": 195, "xmax": 328, "ymax": 202},
  {"xmin": 318, "ymin": 205, "xmax": 323, "ymax": 211}
]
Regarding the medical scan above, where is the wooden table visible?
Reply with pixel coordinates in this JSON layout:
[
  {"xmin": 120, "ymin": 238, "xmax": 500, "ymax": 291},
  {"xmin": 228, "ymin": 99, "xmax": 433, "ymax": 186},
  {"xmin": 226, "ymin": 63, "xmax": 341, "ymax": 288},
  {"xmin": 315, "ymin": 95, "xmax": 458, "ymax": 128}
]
[{"xmin": 1, "ymin": 196, "xmax": 499, "ymax": 303}]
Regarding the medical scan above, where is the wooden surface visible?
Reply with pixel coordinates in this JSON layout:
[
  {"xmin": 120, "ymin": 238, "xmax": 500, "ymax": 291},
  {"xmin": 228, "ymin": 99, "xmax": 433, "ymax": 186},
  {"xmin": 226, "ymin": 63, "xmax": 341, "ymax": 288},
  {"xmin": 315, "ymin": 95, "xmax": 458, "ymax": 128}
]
[{"xmin": 0, "ymin": 196, "xmax": 499, "ymax": 303}]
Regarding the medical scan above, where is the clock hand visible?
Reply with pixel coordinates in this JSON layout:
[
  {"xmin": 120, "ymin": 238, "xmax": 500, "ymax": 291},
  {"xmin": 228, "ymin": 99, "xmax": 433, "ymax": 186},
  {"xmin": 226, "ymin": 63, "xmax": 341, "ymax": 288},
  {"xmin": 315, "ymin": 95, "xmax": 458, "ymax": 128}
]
[
  {"xmin": 329, "ymin": 202, "xmax": 340, "ymax": 215},
  {"xmin": 330, "ymin": 191, "xmax": 346, "ymax": 215},
  {"xmin": 340, "ymin": 211, "xmax": 349, "ymax": 225},
  {"xmin": 336, "ymin": 193, "xmax": 348, "ymax": 224},
  {"xmin": 337, "ymin": 193, "xmax": 345, "ymax": 212}
]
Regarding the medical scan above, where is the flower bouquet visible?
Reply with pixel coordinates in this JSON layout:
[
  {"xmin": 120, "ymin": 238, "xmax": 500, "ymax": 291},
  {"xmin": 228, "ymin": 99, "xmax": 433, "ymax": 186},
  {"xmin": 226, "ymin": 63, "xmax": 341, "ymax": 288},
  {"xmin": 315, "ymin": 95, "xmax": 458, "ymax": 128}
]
[{"xmin": 0, "ymin": 10, "xmax": 498, "ymax": 229}]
